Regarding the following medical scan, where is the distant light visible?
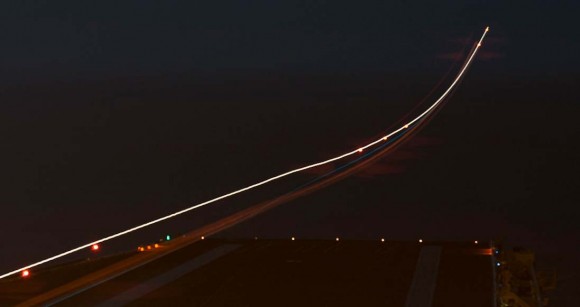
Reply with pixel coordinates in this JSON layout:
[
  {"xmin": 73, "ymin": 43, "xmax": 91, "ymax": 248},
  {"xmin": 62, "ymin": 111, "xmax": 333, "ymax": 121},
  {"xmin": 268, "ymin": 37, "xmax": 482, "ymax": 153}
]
[
  {"xmin": 291, "ymin": 237, "xmax": 295, "ymax": 241},
  {"xmin": 381, "ymin": 238, "xmax": 385, "ymax": 242},
  {"xmin": 477, "ymin": 43, "xmax": 482, "ymax": 47},
  {"xmin": 335, "ymin": 237, "xmax": 340, "ymax": 242},
  {"xmin": 154, "ymin": 244, "xmax": 159, "ymax": 248},
  {"xmin": 138, "ymin": 246, "xmax": 144, "ymax": 252},
  {"xmin": 495, "ymin": 250, "xmax": 499, "ymax": 254},
  {"xmin": 496, "ymin": 262, "xmax": 501, "ymax": 267},
  {"xmin": 147, "ymin": 245, "xmax": 152, "ymax": 250},
  {"xmin": 91, "ymin": 244, "xmax": 100, "ymax": 251},
  {"xmin": 383, "ymin": 136, "xmax": 388, "ymax": 141},
  {"xmin": 21, "ymin": 270, "xmax": 30, "ymax": 278},
  {"xmin": 474, "ymin": 240, "xmax": 478, "ymax": 244},
  {"xmin": 166, "ymin": 235, "xmax": 171, "ymax": 241},
  {"xmin": 201, "ymin": 236, "xmax": 205, "ymax": 240},
  {"xmin": 418, "ymin": 239, "xmax": 423, "ymax": 243},
  {"xmin": 485, "ymin": 26, "xmax": 490, "ymax": 32},
  {"xmin": 357, "ymin": 148, "xmax": 363, "ymax": 153},
  {"xmin": 254, "ymin": 236, "xmax": 258, "ymax": 240},
  {"xmin": 403, "ymin": 124, "xmax": 409, "ymax": 129}
]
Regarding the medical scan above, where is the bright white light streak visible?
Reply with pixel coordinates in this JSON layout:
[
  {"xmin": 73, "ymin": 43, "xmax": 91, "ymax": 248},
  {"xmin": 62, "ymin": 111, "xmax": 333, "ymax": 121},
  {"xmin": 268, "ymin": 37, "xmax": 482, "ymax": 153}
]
[{"xmin": 0, "ymin": 27, "xmax": 490, "ymax": 280}]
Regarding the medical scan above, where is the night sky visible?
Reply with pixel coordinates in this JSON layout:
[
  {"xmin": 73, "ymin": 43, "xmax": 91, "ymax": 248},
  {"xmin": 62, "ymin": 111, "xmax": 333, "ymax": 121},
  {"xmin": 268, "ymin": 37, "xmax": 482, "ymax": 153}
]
[{"xmin": 1, "ymin": 1, "xmax": 579, "ymax": 303}]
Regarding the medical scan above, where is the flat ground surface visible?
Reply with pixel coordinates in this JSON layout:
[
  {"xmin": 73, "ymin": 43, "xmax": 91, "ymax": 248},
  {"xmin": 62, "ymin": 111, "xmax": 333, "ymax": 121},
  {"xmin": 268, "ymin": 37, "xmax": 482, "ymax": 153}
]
[{"xmin": 2, "ymin": 239, "xmax": 493, "ymax": 306}]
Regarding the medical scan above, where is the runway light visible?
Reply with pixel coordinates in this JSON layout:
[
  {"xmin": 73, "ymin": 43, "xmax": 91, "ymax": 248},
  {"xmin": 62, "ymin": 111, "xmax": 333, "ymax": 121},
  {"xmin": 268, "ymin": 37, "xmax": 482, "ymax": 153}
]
[
  {"xmin": 474, "ymin": 240, "xmax": 478, "ymax": 244},
  {"xmin": 147, "ymin": 245, "xmax": 152, "ymax": 250},
  {"xmin": 496, "ymin": 262, "xmax": 501, "ymax": 267},
  {"xmin": 165, "ymin": 235, "xmax": 171, "ymax": 241},
  {"xmin": 381, "ymin": 238, "xmax": 385, "ymax": 242},
  {"xmin": 357, "ymin": 148, "xmax": 363, "ymax": 153},
  {"xmin": 154, "ymin": 244, "xmax": 159, "ymax": 248},
  {"xmin": 477, "ymin": 43, "xmax": 481, "ymax": 47},
  {"xmin": 419, "ymin": 239, "xmax": 423, "ymax": 243},
  {"xmin": 485, "ymin": 26, "xmax": 490, "ymax": 32},
  {"xmin": 138, "ymin": 246, "xmax": 144, "ymax": 252},
  {"xmin": 335, "ymin": 237, "xmax": 340, "ymax": 242},
  {"xmin": 383, "ymin": 136, "xmax": 388, "ymax": 141},
  {"xmin": 291, "ymin": 237, "xmax": 295, "ymax": 241},
  {"xmin": 91, "ymin": 244, "xmax": 100, "ymax": 251},
  {"xmin": 201, "ymin": 236, "xmax": 205, "ymax": 240},
  {"xmin": 403, "ymin": 124, "xmax": 409, "ymax": 129},
  {"xmin": 21, "ymin": 270, "xmax": 30, "ymax": 278}
]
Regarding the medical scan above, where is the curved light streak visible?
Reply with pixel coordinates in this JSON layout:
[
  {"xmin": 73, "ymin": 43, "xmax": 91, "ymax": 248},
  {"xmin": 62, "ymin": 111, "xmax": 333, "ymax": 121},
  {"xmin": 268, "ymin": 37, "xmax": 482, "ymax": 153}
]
[{"xmin": 0, "ymin": 27, "xmax": 489, "ymax": 280}]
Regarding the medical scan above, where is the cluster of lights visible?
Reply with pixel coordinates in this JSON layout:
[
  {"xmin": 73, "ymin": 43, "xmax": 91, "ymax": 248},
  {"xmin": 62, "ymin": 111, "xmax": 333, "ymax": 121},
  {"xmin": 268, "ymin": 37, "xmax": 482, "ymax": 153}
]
[
  {"xmin": 1, "ymin": 26, "xmax": 491, "ymax": 281},
  {"xmin": 136, "ymin": 234, "xmax": 174, "ymax": 252}
]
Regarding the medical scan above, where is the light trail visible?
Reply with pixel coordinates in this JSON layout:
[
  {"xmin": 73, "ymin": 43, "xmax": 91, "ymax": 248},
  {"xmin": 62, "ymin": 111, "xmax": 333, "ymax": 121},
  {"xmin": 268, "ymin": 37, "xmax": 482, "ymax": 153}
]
[{"xmin": 0, "ymin": 27, "xmax": 489, "ymax": 280}]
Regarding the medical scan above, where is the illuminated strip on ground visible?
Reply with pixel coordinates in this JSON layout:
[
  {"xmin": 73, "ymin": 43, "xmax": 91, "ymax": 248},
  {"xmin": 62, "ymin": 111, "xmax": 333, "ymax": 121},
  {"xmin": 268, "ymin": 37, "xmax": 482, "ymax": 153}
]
[{"xmin": 0, "ymin": 27, "xmax": 489, "ymax": 280}]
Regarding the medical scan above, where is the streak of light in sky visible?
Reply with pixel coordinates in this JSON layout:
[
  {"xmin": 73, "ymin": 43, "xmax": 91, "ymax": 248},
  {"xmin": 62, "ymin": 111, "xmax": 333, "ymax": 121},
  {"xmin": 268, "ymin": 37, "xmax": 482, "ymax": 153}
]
[{"xmin": 0, "ymin": 27, "xmax": 489, "ymax": 280}]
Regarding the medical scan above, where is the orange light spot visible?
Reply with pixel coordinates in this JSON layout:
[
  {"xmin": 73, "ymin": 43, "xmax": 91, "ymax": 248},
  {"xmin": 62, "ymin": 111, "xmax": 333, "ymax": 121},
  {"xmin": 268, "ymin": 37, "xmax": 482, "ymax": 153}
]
[
  {"xmin": 138, "ymin": 246, "xmax": 144, "ymax": 252},
  {"xmin": 383, "ymin": 136, "xmax": 388, "ymax": 141},
  {"xmin": 357, "ymin": 148, "xmax": 363, "ymax": 153},
  {"xmin": 21, "ymin": 270, "xmax": 30, "ymax": 278},
  {"xmin": 474, "ymin": 248, "xmax": 493, "ymax": 256},
  {"xmin": 403, "ymin": 125, "xmax": 409, "ymax": 129},
  {"xmin": 91, "ymin": 244, "xmax": 100, "ymax": 251},
  {"xmin": 154, "ymin": 244, "xmax": 159, "ymax": 248},
  {"xmin": 147, "ymin": 245, "xmax": 152, "ymax": 250},
  {"xmin": 485, "ymin": 26, "xmax": 490, "ymax": 32}
]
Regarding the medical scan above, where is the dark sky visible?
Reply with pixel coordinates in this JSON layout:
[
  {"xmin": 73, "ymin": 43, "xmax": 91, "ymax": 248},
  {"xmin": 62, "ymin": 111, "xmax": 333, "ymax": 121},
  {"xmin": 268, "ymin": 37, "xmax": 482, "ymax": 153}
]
[{"xmin": 1, "ymin": 0, "xmax": 579, "ymax": 303}]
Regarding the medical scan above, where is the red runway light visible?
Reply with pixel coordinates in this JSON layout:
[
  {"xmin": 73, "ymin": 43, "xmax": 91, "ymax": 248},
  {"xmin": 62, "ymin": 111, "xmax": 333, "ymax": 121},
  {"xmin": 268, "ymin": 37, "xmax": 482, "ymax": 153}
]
[
  {"xmin": 91, "ymin": 244, "xmax": 100, "ymax": 251},
  {"xmin": 21, "ymin": 270, "xmax": 30, "ymax": 278}
]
